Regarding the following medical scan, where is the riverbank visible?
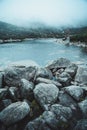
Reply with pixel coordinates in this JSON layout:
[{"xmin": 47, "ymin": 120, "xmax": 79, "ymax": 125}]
[
  {"xmin": 56, "ymin": 38, "xmax": 87, "ymax": 48},
  {"xmin": 0, "ymin": 58, "xmax": 87, "ymax": 130}
]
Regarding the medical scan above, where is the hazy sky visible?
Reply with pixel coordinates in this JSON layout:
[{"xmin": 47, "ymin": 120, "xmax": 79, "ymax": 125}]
[{"xmin": 0, "ymin": 0, "xmax": 87, "ymax": 27}]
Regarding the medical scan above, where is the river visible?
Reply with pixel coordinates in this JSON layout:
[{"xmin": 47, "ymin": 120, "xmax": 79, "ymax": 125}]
[{"xmin": 0, "ymin": 39, "xmax": 87, "ymax": 67}]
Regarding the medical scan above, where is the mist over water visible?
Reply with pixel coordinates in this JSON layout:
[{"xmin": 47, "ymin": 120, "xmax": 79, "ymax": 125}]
[{"xmin": 0, "ymin": 0, "xmax": 87, "ymax": 27}]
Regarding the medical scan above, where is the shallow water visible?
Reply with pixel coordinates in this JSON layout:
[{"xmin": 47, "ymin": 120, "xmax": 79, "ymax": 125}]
[{"xmin": 0, "ymin": 39, "xmax": 87, "ymax": 67}]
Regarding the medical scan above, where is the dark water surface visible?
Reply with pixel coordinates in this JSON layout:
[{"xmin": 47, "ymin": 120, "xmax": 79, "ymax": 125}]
[{"xmin": 0, "ymin": 39, "xmax": 87, "ymax": 67}]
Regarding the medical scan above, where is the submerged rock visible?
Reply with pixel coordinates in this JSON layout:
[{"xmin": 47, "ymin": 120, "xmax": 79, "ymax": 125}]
[
  {"xmin": 34, "ymin": 83, "xmax": 59, "ymax": 109},
  {"xmin": 0, "ymin": 101, "xmax": 30, "ymax": 126}
]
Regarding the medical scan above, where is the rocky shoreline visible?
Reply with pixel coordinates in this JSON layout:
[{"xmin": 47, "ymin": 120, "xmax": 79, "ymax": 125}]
[{"xmin": 0, "ymin": 58, "xmax": 87, "ymax": 130}]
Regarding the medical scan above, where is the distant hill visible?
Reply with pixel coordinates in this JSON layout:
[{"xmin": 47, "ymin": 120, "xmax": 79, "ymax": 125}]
[
  {"xmin": 0, "ymin": 21, "xmax": 87, "ymax": 42},
  {"xmin": 0, "ymin": 21, "xmax": 62, "ymax": 40}
]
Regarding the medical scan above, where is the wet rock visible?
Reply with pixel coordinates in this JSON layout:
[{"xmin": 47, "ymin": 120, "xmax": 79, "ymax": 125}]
[
  {"xmin": 4, "ymin": 65, "xmax": 37, "ymax": 87},
  {"xmin": 34, "ymin": 83, "xmax": 59, "ymax": 109},
  {"xmin": 42, "ymin": 111, "xmax": 58, "ymax": 130},
  {"xmin": 50, "ymin": 104, "xmax": 72, "ymax": 120},
  {"xmin": 25, "ymin": 110, "xmax": 69, "ymax": 130},
  {"xmin": 35, "ymin": 77, "xmax": 62, "ymax": 88},
  {"xmin": 75, "ymin": 67, "xmax": 87, "ymax": 85},
  {"xmin": 56, "ymin": 72, "xmax": 72, "ymax": 86},
  {"xmin": 63, "ymin": 85, "xmax": 84, "ymax": 102},
  {"xmin": 58, "ymin": 91, "xmax": 77, "ymax": 108},
  {"xmin": 25, "ymin": 117, "xmax": 51, "ymax": 130},
  {"xmin": 0, "ymin": 73, "xmax": 3, "ymax": 88},
  {"xmin": 0, "ymin": 99, "xmax": 12, "ymax": 111},
  {"xmin": 46, "ymin": 58, "xmax": 71, "ymax": 70},
  {"xmin": 0, "ymin": 101, "xmax": 30, "ymax": 126},
  {"xmin": 35, "ymin": 67, "xmax": 53, "ymax": 80},
  {"xmin": 20, "ymin": 79, "xmax": 34, "ymax": 100},
  {"xmin": 78, "ymin": 99, "xmax": 87, "ymax": 118},
  {"xmin": 8, "ymin": 87, "xmax": 19, "ymax": 101},
  {"xmin": 74, "ymin": 119, "xmax": 87, "ymax": 130},
  {"xmin": 0, "ymin": 88, "xmax": 8, "ymax": 100},
  {"xmin": 65, "ymin": 63, "xmax": 78, "ymax": 77}
]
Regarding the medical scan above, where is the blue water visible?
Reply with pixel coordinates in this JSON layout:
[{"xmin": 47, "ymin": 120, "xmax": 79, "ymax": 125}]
[{"xmin": 0, "ymin": 39, "xmax": 87, "ymax": 67}]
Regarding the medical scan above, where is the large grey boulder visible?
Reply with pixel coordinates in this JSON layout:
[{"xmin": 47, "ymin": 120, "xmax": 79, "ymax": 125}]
[
  {"xmin": 74, "ymin": 119, "xmax": 87, "ymax": 130},
  {"xmin": 25, "ymin": 116, "xmax": 51, "ymax": 130},
  {"xmin": 75, "ymin": 67, "xmax": 87, "ymax": 85},
  {"xmin": 56, "ymin": 72, "xmax": 72, "ymax": 86},
  {"xmin": 65, "ymin": 63, "xmax": 78, "ymax": 77},
  {"xmin": 35, "ymin": 77, "xmax": 62, "ymax": 88},
  {"xmin": 0, "ymin": 101, "xmax": 30, "ymax": 126},
  {"xmin": 25, "ymin": 110, "xmax": 69, "ymax": 130},
  {"xmin": 34, "ymin": 83, "xmax": 59, "ymax": 109},
  {"xmin": 58, "ymin": 91, "xmax": 77, "ymax": 108},
  {"xmin": 0, "ymin": 88, "xmax": 8, "ymax": 100},
  {"xmin": 50, "ymin": 104, "xmax": 72, "ymax": 120},
  {"xmin": 4, "ymin": 65, "xmax": 37, "ymax": 87},
  {"xmin": 63, "ymin": 85, "xmax": 84, "ymax": 101},
  {"xmin": 35, "ymin": 67, "xmax": 53, "ymax": 79},
  {"xmin": 46, "ymin": 58, "xmax": 71, "ymax": 69},
  {"xmin": 78, "ymin": 99, "xmax": 87, "ymax": 118},
  {"xmin": 20, "ymin": 79, "xmax": 34, "ymax": 100}
]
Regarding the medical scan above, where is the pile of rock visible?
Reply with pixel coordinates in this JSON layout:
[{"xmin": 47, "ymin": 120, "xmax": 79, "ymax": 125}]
[{"xmin": 0, "ymin": 58, "xmax": 87, "ymax": 130}]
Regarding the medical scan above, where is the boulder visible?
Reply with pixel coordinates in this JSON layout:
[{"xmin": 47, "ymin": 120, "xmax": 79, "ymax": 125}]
[
  {"xmin": 35, "ymin": 77, "xmax": 62, "ymax": 88},
  {"xmin": 42, "ymin": 111, "xmax": 58, "ymax": 130},
  {"xmin": 0, "ymin": 88, "xmax": 8, "ymax": 100},
  {"xmin": 4, "ymin": 65, "xmax": 37, "ymax": 87},
  {"xmin": 25, "ymin": 117, "xmax": 51, "ymax": 130},
  {"xmin": 74, "ymin": 119, "xmax": 87, "ymax": 130},
  {"xmin": 63, "ymin": 85, "xmax": 84, "ymax": 102},
  {"xmin": 0, "ymin": 101, "xmax": 30, "ymax": 126},
  {"xmin": 35, "ymin": 67, "xmax": 53, "ymax": 79},
  {"xmin": 65, "ymin": 63, "xmax": 78, "ymax": 77},
  {"xmin": 46, "ymin": 58, "xmax": 71, "ymax": 70},
  {"xmin": 20, "ymin": 79, "xmax": 34, "ymax": 100},
  {"xmin": 25, "ymin": 110, "xmax": 69, "ymax": 130},
  {"xmin": 0, "ymin": 73, "xmax": 3, "ymax": 88},
  {"xmin": 56, "ymin": 72, "xmax": 72, "ymax": 86},
  {"xmin": 75, "ymin": 67, "xmax": 87, "ymax": 85},
  {"xmin": 8, "ymin": 87, "xmax": 20, "ymax": 101},
  {"xmin": 78, "ymin": 99, "xmax": 87, "ymax": 118},
  {"xmin": 34, "ymin": 83, "xmax": 59, "ymax": 109},
  {"xmin": 58, "ymin": 91, "xmax": 77, "ymax": 108},
  {"xmin": 0, "ymin": 99, "xmax": 12, "ymax": 111},
  {"xmin": 50, "ymin": 104, "xmax": 72, "ymax": 120}
]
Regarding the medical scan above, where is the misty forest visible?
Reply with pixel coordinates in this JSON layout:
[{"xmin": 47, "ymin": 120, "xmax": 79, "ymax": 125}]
[{"xmin": 0, "ymin": 0, "xmax": 87, "ymax": 130}]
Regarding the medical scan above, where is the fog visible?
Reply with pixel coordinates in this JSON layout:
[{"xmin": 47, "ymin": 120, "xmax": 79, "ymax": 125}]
[{"xmin": 0, "ymin": 0, "xmax": 87, "ymax": 27}]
